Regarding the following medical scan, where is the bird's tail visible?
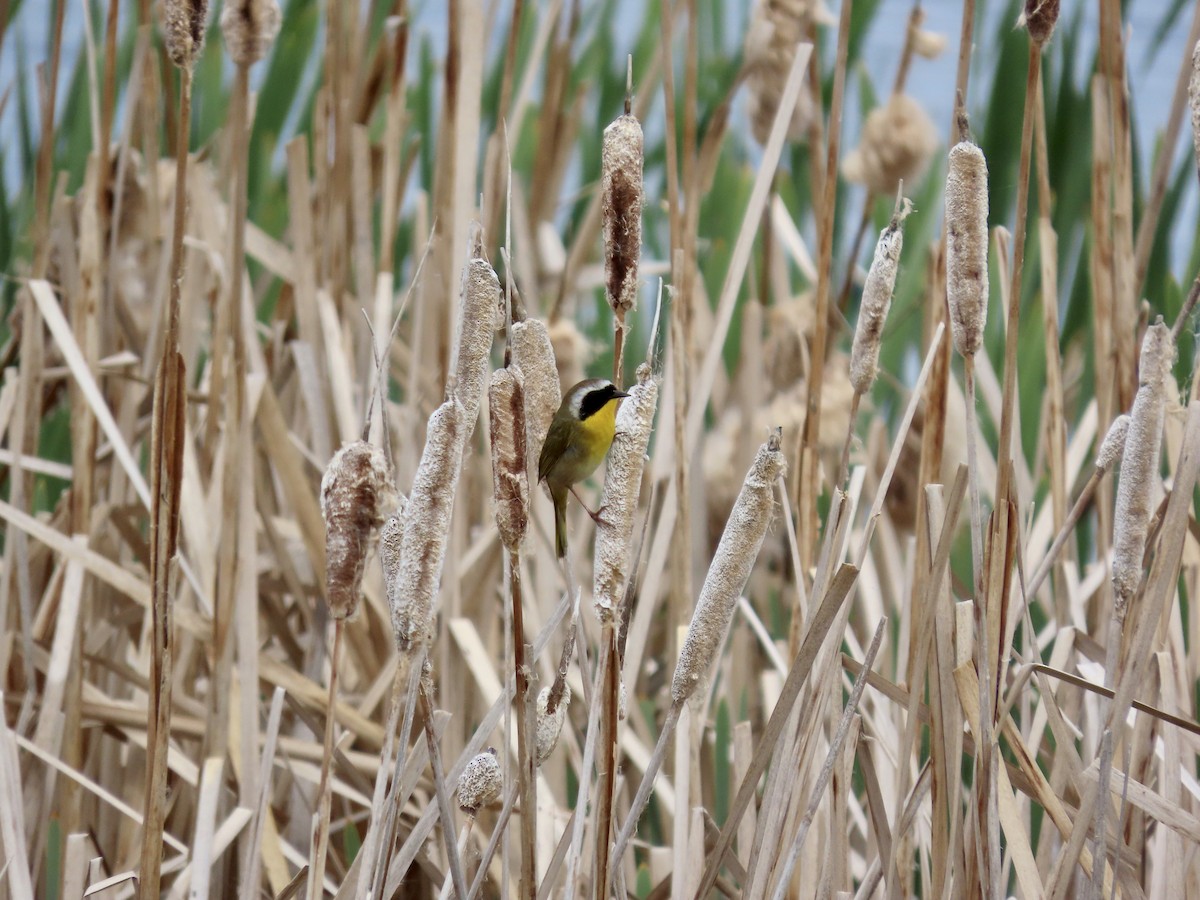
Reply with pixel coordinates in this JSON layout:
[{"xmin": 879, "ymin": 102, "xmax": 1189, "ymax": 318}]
[{"xmin": 553, "ymin": 487, "xmax": 568, "ymax": 558}]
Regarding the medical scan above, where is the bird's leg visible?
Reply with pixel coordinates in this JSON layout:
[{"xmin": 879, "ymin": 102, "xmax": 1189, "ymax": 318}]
[{"xmin": 569, "ymin": 485, "xmax": 610, "ymax": 526}]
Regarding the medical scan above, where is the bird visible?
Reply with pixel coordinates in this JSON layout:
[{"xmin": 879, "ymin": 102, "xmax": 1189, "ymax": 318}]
[{"xmin": 538, "ymin": 378, "xmax": 630, "ymax": 557}]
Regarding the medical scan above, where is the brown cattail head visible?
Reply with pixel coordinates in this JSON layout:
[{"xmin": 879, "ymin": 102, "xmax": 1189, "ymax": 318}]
[
  {"xmin": 454, "ymin": 245, "xmax": 504, "ymax": 434},
  {"xmin": 489, "ymin": 366, "xmax": 530, "ymax": 552},
  {"xmin": 220, "ymin": 0, "xmax": 281, "ymax": 66},
  {"xmin": 945, "ymin": 140, "xmax": 990, "ymax": 358},
  {"xmin": 1020, "ymin": 0, "xmax": 1060, "ymax": 47},
  {"xmin": 320, "ymin": 441, "xmax": 397, "ymax": 620},
  {"xmin": 458, "ymin": 749, "xmax": 503, "ymax": 814},
  {"xmin": 849, "ymin": 199, "xmax": 912, "ymax": 394},
  {"xmin": 594, "ymin": 364, "xmax": 658, "ymax": 622},
  {"xmin": 602, "ymin": 113, "xmax": 644, "ymax": 318},
  {"xmin": 744, "ymin": 0, "xmax": 815, "ymax": 145},
  {"xmin": 163, "ymin": 0, "xmax": 209, "ymax": 69},
  {"xmin": 535, "ymin": 683, "xmax": 569, "ymax": 765},
  {"xmin": 1111, "ymin": 321, "xmax": 1175, "ymax": 604},
  {"xmin": 391, "ymin": 399, "xmax": 468, "ymax": 651},
  {"xmin": 672, "ymin": 430, "xmax": 786, "ymax": 705},
  {"xmin": 1095, "ymin": 414, "xmax": 1131, "ymax": 472},
  {"xmin": 511, "ymin": 317, "xmax": 562, "ymax": 478},
  {"xmin": 842, "ymin": 96, "xmax": 937, "ymax": 197},
  {"xmin": 1190, "ymin": 39, "xmax": 1200, "ymax": 178}
]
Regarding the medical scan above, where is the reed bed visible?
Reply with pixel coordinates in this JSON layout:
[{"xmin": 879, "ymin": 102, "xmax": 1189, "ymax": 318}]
[{"xmin": 1, "ymin": 0, "xmax": 1199, "ymax": 898}]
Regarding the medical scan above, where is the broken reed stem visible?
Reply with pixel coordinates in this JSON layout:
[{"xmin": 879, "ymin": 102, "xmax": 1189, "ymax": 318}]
[
  {"xmin": 355, "ymin": 660, "xmax": 406, "ymax": 900},
  {"xmin": 419, "ymin": 685, "xmax": 470, "ymax": 900},
  {"xmin": 306, "ymin": 620, "xmax": 343, "ymax": 900},
  {"xmin": 141, "ymin": 19, "xmax": 199, "ymax": 891},
  {"xmin": 769, "ymin": 617, "xmax": 886, "ymax": 900}
]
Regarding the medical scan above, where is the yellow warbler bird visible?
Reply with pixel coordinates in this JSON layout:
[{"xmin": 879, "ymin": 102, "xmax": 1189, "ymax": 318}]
[{"xmin": 538, "ymin": 378, "xmax": 629, "ymax": 557}]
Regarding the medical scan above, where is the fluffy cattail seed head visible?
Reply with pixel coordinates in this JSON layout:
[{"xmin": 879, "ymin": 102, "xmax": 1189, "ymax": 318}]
[
  {"xmin": 391, "ymin": 399, "xmax": 468, "ymax": 651},
  {"xmin": 842, "ymin": 96, "xmax": 937, "ymax": 197},
  {"xmin": 945, "ymin": 140, "xmax": 990, "ymax": 358},
  {"xmin": 594, "ymin": 364, "xmax": 658, "ymax": 622},
  {"xmin": 220, "ymin": 0, "xmax": 281, "ymax": 66},
  {"xmin": 1021, "ymin": 0, "xmax": 1060, "ymax": 47},
  {"xmin": 320, "ymin": 441, "xmax": 397, "ymax": 620},
  {"xmin": 163, "ymin": 0, "xmax": 209, "ymax": 69},
  {"xmin": 1111, "ymin": 321, "xmax": 1175, "ymax": 605},
  {"xmin": 744, "ymin": 0, "xmax": 815, "ymax": 145},
  {"xmin": 1190, "ymin": 40, "xmax": 1200, "ymax": 182},
  {"xmin": 454, "ymin": 250, "xmax": 504, "ymax": 436},
  {"xmin": 602, "ymin": 114, "xmax": 644, "ymax": 319},
  {"xmin": 489, "ymin": 367, "xmax": 529, "ymax": 552},
  {"xmin": 458, "ymin": 749, "xmax": 503, "ymax": 814},
  {"xmin": 672, "ymin": 431, "xmax": 786, "ymax": 704},
  {"xmin": 1095, "ymin": 414, "xmax": 1130, "ymax": 472},
  {"xmin": 850, "ymin": 199, "xmax": 912, "ymax": 394},
  {"xmin": 379, "ymin": 511, "xmax": 403, "ymax": 594},
  {"xmin": 535, "ymin": 684, "xmax": 569, "ymax": 764},
  {"xmin": 511, "ymin": 318, "xmax": 562, "ymax": 479}
]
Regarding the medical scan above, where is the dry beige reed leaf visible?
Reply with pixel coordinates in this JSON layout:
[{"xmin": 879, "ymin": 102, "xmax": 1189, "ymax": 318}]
[
  {"xmin": 320, "ymin": 441, "xmax": 397, "ymax": 620},
  {"xmin": 455, "ymin": 254, "xmax": 504, "ymax": 434},
  {"xmin": 535, "ymin": 683, "xmax": 569, "ymax": 764},
  {"xmin": 220, "ymin": 0, "xmax": 282, "ymax": 66},
  {"xmin": 390, "ymin": 399, "xmax": 467, "ymax": 650},
  {"xmin": 849, "ymin": 199, "xmax": 912, "ymax": 394},
  {"xmin": 602, "ymin": 114, "xmax": 644, "ymax": 317},
  {"xmin": 1020, "ymin": 0, "xmax": 1060, "ymax": 47},
  {"xmin": 594, "ymin": 363, "xmax": 658, "ymax": 622},
  {"xmin": 1111, "ymin": 320, "xmax": 1175, "ymax": 603},
  {"xmin": 673, "ymin": 431, "xmax": 786, "ymax": 704},
  {"xmin": 842, "ymin": 96, "xmax": 937, "ymax": 197},
  {"xmin": 1095, "ymin": 414, "xmax": 1131, "ymax": 472},
  {"xmin": 945, "ymin": 140, "xmax": 990, "ymax": 358},
  {"xmin": 511, "ymin": 317, "xmax": 561, "ymax": 472},
  {"xmin": 458, "ymin": 749, "xmax": 503, "ymax": 814},
  {"xmin": 489, "ymin": 367, "xmax": 529, "ymax": 552},
  {"xmin": 744, "ymin": 0, "xmax": 815, "ymax": 145},
  {"xmin": 163, "ymin": 0, "xmax": 209, "ymax": 69}
]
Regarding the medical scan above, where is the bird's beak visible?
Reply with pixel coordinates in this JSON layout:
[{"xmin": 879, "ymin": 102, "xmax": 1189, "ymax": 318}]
[{"xmin": 614, "ymin": 390, "xmax": 631, "ymax": 399}]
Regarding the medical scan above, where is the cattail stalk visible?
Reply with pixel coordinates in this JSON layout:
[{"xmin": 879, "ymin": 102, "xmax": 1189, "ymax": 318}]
[
  {"xmin": 143, "ymin": 2, "xmax": 206, "ymax": 895},
  {"xmin": 602, "ymin": 90, "xmax": 644, "ymax": 382},
  {"xmin": 610, "ymin": 432, "xmax": 786, "ymax": 877}
]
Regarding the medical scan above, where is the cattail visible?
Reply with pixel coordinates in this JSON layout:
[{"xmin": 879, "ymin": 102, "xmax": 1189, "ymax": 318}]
[
  {"xmin": 672, "ymin": 431, "xmax": 786, "ymax": 704},
  {"xmin": 379, "ymin": 510, "xmax": 403, "ymax": 592},
  {"xmin": 1190, "ymin": 39, "xmax": 1200, "ymax": 177},
  {"xmin": 945, "ymin": 140, "xmax": 990, "ymax": 358},
  {"xmin": 220, "ymin": 0, "xmax": 281, "ymax": 66},
  {"xmin": 163, "ymin": 0, "xmax": 209, "ymax": 69},
  {"xmin": 511, "ymin": 317, "xmax": 561, "ymax": 474},
  {"xmin": 842, "ymin": 96, "xmax": 937, "ymax": 197},
  {"xmin": 602, "ymin": 112, "xmax": 644, "ymax": 320},
  {"xmin": 849, "ymin": 199, "xmax": 912, "ymax": 394},
  {"xmin": 320, "ymin": 441, "xmax": 397, "ymax": 620},
  {"xmin": 458, "ymin": 749, "xmax": 503, "ymax": 814},
  {"xmin": 547, "ymin": 319, "xmax": 591, "ymax": 396},
  {"xmin": 489, "ymin": 366, "xmax": 529, "ymax": 552},
  {"xmin": 535, "ymin": 683, "xmax": 569, "ymax": 764},
  {"xmin": 744, "ymin": 0, "xmax": 815, "ymax": 145},
  {"xmin": 594, "ymin": 364, "xmax": 658, "ymax": 622},
  {"xmin": 1095, "ymin": 414, "xmax": 1130, "ymax": 472},
  {"xmin": 913, "ymin": 29, "xmax": 947, "ymax": 59},
  {"xmin": 1021, "ymin": 0, "xmax": 1060, "ymax": 47},
  {"xmin": 1111, "ymin": 321, "xmax": 1175, "ymax": 604},
  {"xmin": 390, "ymin": 399, "xmax": 467, "ymax": 650},
  {"xmin": 454, "ymin": 248, "xmax": 504, "ymax": 435}
]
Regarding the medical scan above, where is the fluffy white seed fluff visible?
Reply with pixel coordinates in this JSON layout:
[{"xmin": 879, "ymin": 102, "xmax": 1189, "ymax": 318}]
[{"xmin": 945, "ymin": 141, "xmax": 990, "ymax": 358}]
